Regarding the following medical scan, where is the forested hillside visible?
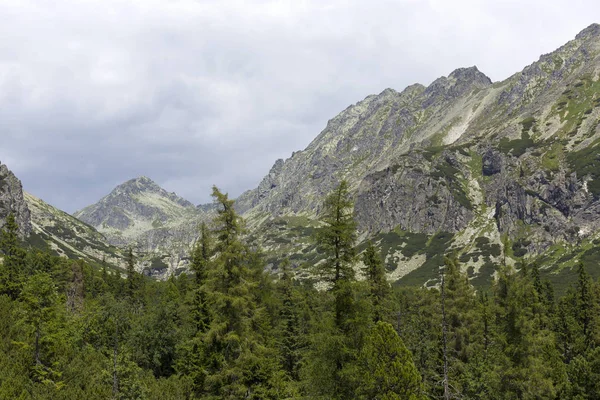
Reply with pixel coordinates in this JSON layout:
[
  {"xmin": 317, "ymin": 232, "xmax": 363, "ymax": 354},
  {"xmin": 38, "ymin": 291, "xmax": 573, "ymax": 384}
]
[{"xmin": 1, "ymin": 183, "xmax": 600, "ymax": 399}]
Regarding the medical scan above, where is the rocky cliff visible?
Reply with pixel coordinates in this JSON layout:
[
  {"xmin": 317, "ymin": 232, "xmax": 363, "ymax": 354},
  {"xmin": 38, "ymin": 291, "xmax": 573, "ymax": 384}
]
[{"xmin": 0, "ymin": 162, "xmax": 32, "ymax": 238}]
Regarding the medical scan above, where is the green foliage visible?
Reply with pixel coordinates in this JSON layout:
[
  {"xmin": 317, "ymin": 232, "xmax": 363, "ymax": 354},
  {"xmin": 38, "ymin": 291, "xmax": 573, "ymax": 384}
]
[
  {"xmin": 2, "ymin": 186, "xmax": 600, "ymax": 399},
  {"xmin": 362, "ymin": 242, "xmax": 391, "ymax": 322},
  {"xmin": 567, "ymin": 141, "xmax": 600, "ymax": 197},
  {"xmin": 314, "ymin": 180, "xmax": 357, "ymax": 287},
  {"xmin": 498, "ymin": 130, "xmax": 536, "ymax": 157},
  {"xmin": 0, "ymin": 213, "xmax": 27, "ymax": 299},
  {"xmin": 355, "ymin": 322, "xmax": 425, "ymax": 399}
]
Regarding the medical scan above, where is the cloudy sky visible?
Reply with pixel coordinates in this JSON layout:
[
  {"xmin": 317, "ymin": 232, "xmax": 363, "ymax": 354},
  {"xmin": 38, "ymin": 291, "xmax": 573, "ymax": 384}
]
[{"xmin": 0, "ymin": 0, "xmax": 598, "ymax": 212}]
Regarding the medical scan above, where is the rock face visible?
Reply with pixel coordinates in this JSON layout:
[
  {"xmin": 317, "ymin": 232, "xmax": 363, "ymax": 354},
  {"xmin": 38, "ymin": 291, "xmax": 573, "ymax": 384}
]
[{"xmin": 0, "ymin": 162, "xmax": 32, "ymax": 237}]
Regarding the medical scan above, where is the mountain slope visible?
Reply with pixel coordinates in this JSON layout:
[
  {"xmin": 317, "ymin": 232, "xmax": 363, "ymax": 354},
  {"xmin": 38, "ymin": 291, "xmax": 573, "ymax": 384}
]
[
  {"xmin": 236, "ymin": 23, "xmax": 600, "ymax": 286},
  {"xmin": 25, "ymin": 192, "xmax": 126, "ymax": 265}
]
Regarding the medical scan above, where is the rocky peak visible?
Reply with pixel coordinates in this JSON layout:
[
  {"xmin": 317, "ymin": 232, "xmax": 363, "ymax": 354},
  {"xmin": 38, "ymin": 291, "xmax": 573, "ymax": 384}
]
[
  {"xmin": 128, "ymin": 176, "xmax": 159, "ymax": 190},
  {"xmin": 575, "ymin": 23, "xmax": 600, "ymax": 40},
  {"xmin": 399, "ymin": 83, "xmax": 426, "ymax": 97},
  {"xmin": 0, "ymin": 162, "xmax": 32, "ymax": 238},
  {"xmin": 423, "ymin": 66, "xmax": 491, "ymax": 107},
  {"xmin": 448, "ymin": 66, "xmax": 492, "ymax": 87},
  {"xmin": 74, "ymin": 176, "xmax": 198, "ymax": 240},
  {"xmin": 110, "ymin": 176, "xmax": 194, "ymax": 208}
]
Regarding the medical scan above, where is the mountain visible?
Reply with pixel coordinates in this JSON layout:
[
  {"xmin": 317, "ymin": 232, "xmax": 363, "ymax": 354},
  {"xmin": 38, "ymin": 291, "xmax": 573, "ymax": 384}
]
[
  {"xmin": 71, "ymin": 24, "xmax": 600, "ymax": 288},
  {"xmin": 235, "ymin": 23, "xmax": 600, "ymax": 287},
  {"xmin": 0, "ymin": 162, "xmax": 32, "ymax": 237},
  {"xmin": 74, "ymin": 176, "xmax": 214, "ymax": 276}
]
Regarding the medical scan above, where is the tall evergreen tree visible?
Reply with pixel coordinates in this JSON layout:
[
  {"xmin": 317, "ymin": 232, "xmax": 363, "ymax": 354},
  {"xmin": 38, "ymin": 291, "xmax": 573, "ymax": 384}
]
[
  {"xmin": 200, "ymin": 186, "xmax": 286, "ymax": 398},
  {"xmin": 316, "ymin": 180, "xmax": 356, "ymax": 286},
  {"xmin": 304, "ymin": 180, "xmax": 366, "ymax": 399},
  {"xmin": 20, "ymin": 272, "xmax": 60, "ymax": 384},
  {"xmin": 125, "ymin": 247, "xmax": 141, "ymax": 301},
  {"xmin": 276, "ymin": 259, "xmax": 304, "ymax": 381},
  {"xmin": 315, "ymin": 180, "xmax": 357, "ymax": 329},
  {"xmin": 575, "ymin": 262, "xmax": 596, "ymax": 348}
]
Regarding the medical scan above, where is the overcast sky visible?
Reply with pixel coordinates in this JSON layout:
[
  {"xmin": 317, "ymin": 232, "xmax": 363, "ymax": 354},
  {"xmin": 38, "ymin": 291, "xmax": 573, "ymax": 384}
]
[{"xmin": 0, "ymin": 0, "xmax": 598, "ymax": 212}]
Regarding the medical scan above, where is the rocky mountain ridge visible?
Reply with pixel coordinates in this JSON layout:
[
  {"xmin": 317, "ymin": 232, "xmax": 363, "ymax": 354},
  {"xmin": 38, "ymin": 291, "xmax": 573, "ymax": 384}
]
[
  {"xmin": 3, "ymin": 24, "xmax": 600, "ymax": 287},
  {"xmin": 235, "ymin": 23, "xmax": 600, "ymax": 286}
]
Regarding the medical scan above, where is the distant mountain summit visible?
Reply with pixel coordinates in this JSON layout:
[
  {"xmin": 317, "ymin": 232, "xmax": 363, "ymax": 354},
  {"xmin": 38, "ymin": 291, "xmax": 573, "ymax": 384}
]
[
  {"xmin": 75, "ymin": 177, "xmax": 193, "ymax": 231},
  {"xmin": 74, "ymin": 176, "xmax": 213, "ymax": 276},
  {"xmin": 74, "ymin": 176, "xmax": 205, "ymax": 244}
]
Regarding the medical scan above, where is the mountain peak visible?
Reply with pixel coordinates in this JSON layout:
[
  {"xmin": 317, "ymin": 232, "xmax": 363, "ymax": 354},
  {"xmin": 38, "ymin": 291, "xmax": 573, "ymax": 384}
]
[
  {"xmin": 575, "ymin": 23, "xmax": 600, "ymax": 40},
  {"xmin": 121, "ymin": 176, "xmax": 160, "ymax": 191},
  {"xmin": 74, "ymin": 175, "xmax": 198, "ymax": 242},
  {"xmin": 448, "ymin": 66, "xmax": 492, "ymax": 85}
]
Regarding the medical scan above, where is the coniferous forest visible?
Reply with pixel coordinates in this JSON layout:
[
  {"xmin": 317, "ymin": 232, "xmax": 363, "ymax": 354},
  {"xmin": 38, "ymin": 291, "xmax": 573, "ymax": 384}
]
[{"xmin": 2, "ymin": 183, "xmax": 600, "ymax": 399}]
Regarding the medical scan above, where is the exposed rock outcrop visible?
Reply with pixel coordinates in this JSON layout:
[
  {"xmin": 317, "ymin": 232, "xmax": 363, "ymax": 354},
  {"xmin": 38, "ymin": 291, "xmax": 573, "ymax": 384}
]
[{"xmin": 0, "ymin": 162, "xmax": 32, "ymax": 237}]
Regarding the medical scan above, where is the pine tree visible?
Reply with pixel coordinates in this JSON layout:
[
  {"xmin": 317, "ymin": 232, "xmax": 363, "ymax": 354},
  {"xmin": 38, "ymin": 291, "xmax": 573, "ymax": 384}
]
[
  {"xmin": 575, "ymin": 262, "xmax": 596, "ymax": 348},
  {"xmin": 276, "ymin": 259, "xmax": 303, "ymax": 381},
  {"xmin": 304, "ymin": 180, "xmax": 365, "ymax": 399},
  {"xmin": 20, "ymin": 272, "xmax": 60, "ymax": 383},
  {"xmin": 316, "ymin": 180, "xmax": 356, "ymax": 286},
  {"xmin": 492, "ymin": 262, "xmax": 562, "ymax": 398},
  {"xmin": 125, "ymin": 247, "xmax": 142, "ymax": 302}
]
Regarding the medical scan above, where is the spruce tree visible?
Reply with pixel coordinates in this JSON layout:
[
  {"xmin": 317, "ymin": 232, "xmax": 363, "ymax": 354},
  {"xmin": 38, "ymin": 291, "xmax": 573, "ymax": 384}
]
[
  {"xmin": 125, "ymin": 247, "xmax": 136, "ymax": 297},
  {"xmin": 20, "ymin": 272, "xmax": 59, "ymax": 383},
  {"xmin": 316, "ymin": 180, "xmax": 356, "ymax": 286},
  {"xmin": 276, "ymin": 259, "xmax": 303, "ymax": 380},
  {"xmin": 304, "ymin": 180, "xmax": 365, "ymax": 399},
  {"xmin": 576, "ymin": 262, "xmax": 596, "ymax": 348}
]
